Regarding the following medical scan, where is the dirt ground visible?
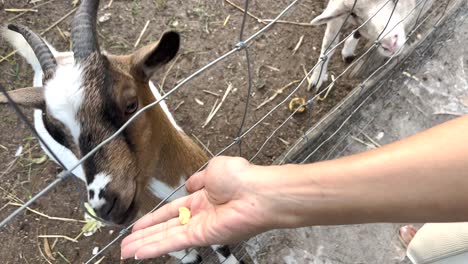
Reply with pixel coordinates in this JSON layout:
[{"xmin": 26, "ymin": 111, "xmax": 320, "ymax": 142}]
[{"xmin": 0, "ymin": 0, "xmax": 359, "ymax": 263}]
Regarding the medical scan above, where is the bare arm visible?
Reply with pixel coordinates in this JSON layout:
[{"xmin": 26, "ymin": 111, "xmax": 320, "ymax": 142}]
[
  {"xmin": 121, "ymin": 115, "xmax": 468, "ymax": 260},
  {"xmin": 261, "ymin": 114, "xmax": 468, "ymax": 227}
]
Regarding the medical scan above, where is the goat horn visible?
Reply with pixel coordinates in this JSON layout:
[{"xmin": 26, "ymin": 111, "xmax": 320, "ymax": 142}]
[
  {"xmin": 72, "ymin": 0, "xmax": 100, "ymax": 61},
  {"xmin": 7, "ymin": 24, "xmax": 57, "ymax": 73}
]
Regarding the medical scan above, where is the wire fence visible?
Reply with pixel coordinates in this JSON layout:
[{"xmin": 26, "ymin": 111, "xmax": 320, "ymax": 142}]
[{"xmin": 0, "ymin": 0, "xmax": 462, "ymax": 262}]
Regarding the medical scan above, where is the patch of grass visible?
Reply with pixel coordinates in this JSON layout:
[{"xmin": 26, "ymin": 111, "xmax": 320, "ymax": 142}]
[
  {"xmin": 154, "ymin": 0, "xmax": 166, "ymax": 11},
  {"xmin": 1, "ymin": 115, "xmax": 17, "ymax": 125},
  {"xmin": 131, "ymin": 0, "xmax": 141, "ymax": 18}
]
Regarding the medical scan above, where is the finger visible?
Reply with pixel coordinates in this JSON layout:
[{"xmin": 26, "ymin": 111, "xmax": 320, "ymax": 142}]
[
  {"xmin": 134, "ymin": 233, "xmax": 193, "ymax": 260},
  {"xmin": 186, "ymin": 169, "xmax": 206, "ymax": 193},
  {"xmin": 132, "ymin": 194, "xmax": 193, "ymax": 232},
  {"xmin": 121, "ymin": 225, "xmax": 187, "ymax": 259},
  {"xmin": 121, "ymin": 218, "xmax": 180, "ymax": 248}
]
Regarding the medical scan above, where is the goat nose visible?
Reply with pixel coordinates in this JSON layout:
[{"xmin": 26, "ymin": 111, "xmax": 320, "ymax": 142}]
[{"xmin": 381, "ymin": 35, "xmax": 399, "ymax": 53}]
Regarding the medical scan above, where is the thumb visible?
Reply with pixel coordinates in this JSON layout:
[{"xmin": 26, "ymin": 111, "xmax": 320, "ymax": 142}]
[{"xmin": 186, "ymin": 170, "xmax": 206, "ymax": 193}]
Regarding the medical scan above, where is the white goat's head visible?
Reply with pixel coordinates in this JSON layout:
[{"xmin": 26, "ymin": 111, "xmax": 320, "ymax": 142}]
[
  {"xmin": 1, "ymin": 0, "xmax": 184, "ymax": 224},
  {"xmin": 311, "ymin": 0, "xmax": 409, "ymax": 56}
]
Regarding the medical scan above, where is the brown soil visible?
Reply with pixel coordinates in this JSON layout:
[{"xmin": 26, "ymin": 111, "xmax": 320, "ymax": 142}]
[{"xmin": 0, "ymin": 0, "xmax": 359, "ymax": 263}]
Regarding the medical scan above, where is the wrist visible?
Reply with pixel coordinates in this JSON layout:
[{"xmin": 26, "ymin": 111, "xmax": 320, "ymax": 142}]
[{"xmin": 241, "ymin": 163, "xmax": 307, "ymax": 230}]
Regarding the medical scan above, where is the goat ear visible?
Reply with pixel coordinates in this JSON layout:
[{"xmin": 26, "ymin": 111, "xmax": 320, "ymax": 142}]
[
  {"xmin": 310, "ymin": 3, "xmax": 348, "ymax": 25},
  {"xmin": 132, "ymin": 31, "xmax": 180, "ymax": 81},
  {"xmin": 0, "ymin": 87, "xmax": 45, "ymax": 109}
]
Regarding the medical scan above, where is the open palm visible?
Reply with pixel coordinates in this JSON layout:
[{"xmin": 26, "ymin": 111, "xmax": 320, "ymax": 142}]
[{"xmin": 120, "ymin": 157, "xmax": 269, "ymax": 260}]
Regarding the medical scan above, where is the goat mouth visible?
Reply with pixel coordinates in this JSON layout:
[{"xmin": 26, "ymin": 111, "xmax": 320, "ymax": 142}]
[{"xmin": 378, "ymin": 46, "xmax": 396, "ymax": 57}]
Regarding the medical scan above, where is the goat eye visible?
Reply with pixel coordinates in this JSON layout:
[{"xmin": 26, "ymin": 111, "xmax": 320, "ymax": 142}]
[{"xmin": 125, "ymin": 99, "xmax": 138, "ymax": 115}]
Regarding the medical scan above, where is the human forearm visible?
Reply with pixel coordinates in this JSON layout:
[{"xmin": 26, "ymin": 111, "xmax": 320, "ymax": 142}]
[
  {"xmin": 250, "ymin": 115, "xmax": 468, "ymax": 228},
  {"xmin": 121, "ymin": 116, "xmax": 468, "ymax": 258}
]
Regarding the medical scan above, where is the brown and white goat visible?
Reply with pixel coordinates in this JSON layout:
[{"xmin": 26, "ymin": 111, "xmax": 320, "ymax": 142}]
[{"xmin": 0, "ymin": 0, "xmax": 240, "ymax": 263}]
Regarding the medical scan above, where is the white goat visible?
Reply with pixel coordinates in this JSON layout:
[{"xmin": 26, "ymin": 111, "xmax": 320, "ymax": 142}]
[
  {"xmin": 308, "ymin": 0, "xmax": 432, "ymax": 91},
  {"xmin": 0, "ymin": 0, "xmax": 242, "ymax": 263}
]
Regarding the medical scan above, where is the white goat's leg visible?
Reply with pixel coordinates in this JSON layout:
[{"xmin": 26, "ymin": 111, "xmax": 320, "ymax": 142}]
[
  {"xmin": 169, "ymin": 249, "xmax": 202, "ymax": 264},
  {"xmin": 308, "ymin": 17, "xmax": 345, "ymax": 92},
  {"xmin": 341, "ymin": 31, "xmax": 361, "ymax": 63},
  {"xmin": 210, "ymin": 244, "xmax": 242, "ymax": 264}
]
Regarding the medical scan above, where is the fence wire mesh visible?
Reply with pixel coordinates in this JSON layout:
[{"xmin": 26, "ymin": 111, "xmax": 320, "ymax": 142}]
[{"xmin": 0, "ymin": 0, "xmax": 462, "ymax": 263}]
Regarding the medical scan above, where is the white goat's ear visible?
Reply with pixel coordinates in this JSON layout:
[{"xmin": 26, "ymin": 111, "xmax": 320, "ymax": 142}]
[
  {"xmin": 310, "ymin": 3, "xmax": 348, "ymax": 25},
  {"xmin": 0, "ymin": 87, "xmax": 45, "ymax": 109},
  {"xmin": 132, "ymin": 31, "xmax": 180, "ymax": 81}
]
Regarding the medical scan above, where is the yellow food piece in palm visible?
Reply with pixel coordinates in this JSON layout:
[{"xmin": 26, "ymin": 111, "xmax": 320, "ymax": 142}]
[{"xmin": 178, "ymin": 207, "xmax": 191, "ymax": 225}]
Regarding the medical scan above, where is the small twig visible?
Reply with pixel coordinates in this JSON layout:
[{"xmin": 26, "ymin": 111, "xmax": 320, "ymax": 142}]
[
  {"xmin": 264, "ymin": 65, "xmax": 280, "ymax": 72},
  {"xmin": 134, "ymin": 20, "xmax": 150, "ymax": 48},
  {"xmin": 278, "ymin": 137, "xmax": 290, "ymax": 145},
  {"xmin": 73, "ymin": 231, "xmax": 84, "ymax": 241},
  {"xmin": 195, "ymin": 98, "xmax": 204, "ymax": 106},
  {"xmin": 192, "ymin": 134, "xmax": 214, "ymax": 157},
  {"xmin": 203, "ymin": 83, "xmax": 233, "ymax": 128},
  {"xmin": 256, "ymin": 80, "xmax": 300, "ymax": 110},
  {"xmin": 56, "ymin": 26, "xmax": 68, "ymax": 43},
  {"xmin": 56, "ymin": 251, "xmax": 72, "ymax": 264},
  {"xmin": 0, "ymin": 203, "xmax": 10, "ymax": 212},
  {"xmin": 402, "ymin": 71, "xmax": 421, "ymax": 82},
  {"xmin": 8, "ymin": 0, "xmax": 58, "ymax": 22},
  {"xmin": 351, "ymin": 136, "xmax": 376, "ymax": 149},
  {"xmin": 224, "ymin": 0, "xmax": 314, "ymax": 27},
  {"xmin": 0, "ymin": 50, "xmax": 18, "ymax": 64},
  {"xmin": 0, "ymin": 186, "xmax": 24, "ymax": 203},
  {"xmin": 94, "ymin": 256, "xmax": 106, "ymax": 264},
  {"xmin": 1, "ymin": 158, "xmax": 19, "ymax": 177},
  {"xmin": 317, "ymin": 74, "xmax": 336, "ymax": 101},
  {"xmin": 51, "ymin": 238, "xmax": 59, "ymax": 250},
  {"xmin": 38, "ymin": 235, "xmax": 78, "ymax": 243},
  {"xmin": 173, "ymin": 101, "xmax": 185, "ymax": 112},
  {"xmin": 207, "ymin": 98, "xmax": 219, "ymax": 118},
  {"xmin": 302, "ymin": 65, "xmax": 313, "ymax": 88},
  {"xmin": 106, "ymin": 0, "xmax": 114, "ymax": 8},
  {"xmin": 36, "ymin": 233, "xmax": 53, "ymax": 264},
  {"xmin": 8, "ymin": 202, "xmax": 86, "ymax": 223},
  {"xmin": 0, "ymin": 144, "xmax": 8, "ymax": 151},
  {"xmin": 260, "ymin": 19, "xmax": 315, "ymax": 27},
  {"xmin": 39, "ymin": 7, "xmax": 78, "ymax": 35},
  {"xmin": 43, "ymin": 237, "xmax": 56, "ymax": 260},
  {"xmin": 223, "ymin": 15, "xmax": 231, "ymax": 26},
  {"xmin": 203, "ymin": 90, "xmax": 220, "ymax": 97},
  {"xmin": 5, "ymin": 8, "xmax": 38, "ymax": 13},
  {"xmin": 224, "ymin": 0, "xmax": 264, "ymax": 23},
  {"xmin": 361, "ymin": 132, "xmax": 381, "ymax": 148},
  {"xmin": 292, "ymin": 35, "xmax": 304, "ymax": 55}
]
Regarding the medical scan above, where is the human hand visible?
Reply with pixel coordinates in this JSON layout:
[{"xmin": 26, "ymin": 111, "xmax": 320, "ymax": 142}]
[{"xmin": 120, "ymin": 156, "xmax": 274, "ymax": 260}]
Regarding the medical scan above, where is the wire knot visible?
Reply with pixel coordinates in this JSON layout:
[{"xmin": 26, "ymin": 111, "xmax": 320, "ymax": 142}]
[
  {"xmin": 374, "ymin": 40, "xmax": 381, "ymax": 47},
  {"xmin": 119, "ymin": 228, "xmax": 130, "ymax": 236},
  {"xmin": 58, "ymin": 170, "xmax": 72, "ymax": 180},
  {"xmin": 234, "ymin": 137, "xmax": 242, "ymax": 144},
  {"xmin": 320, "ymin": 55, "xmax": 328, "ymax": 61},
  {"xmin": 235, "ymin": 41, "xmax": 247, "ymax": 51}
]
